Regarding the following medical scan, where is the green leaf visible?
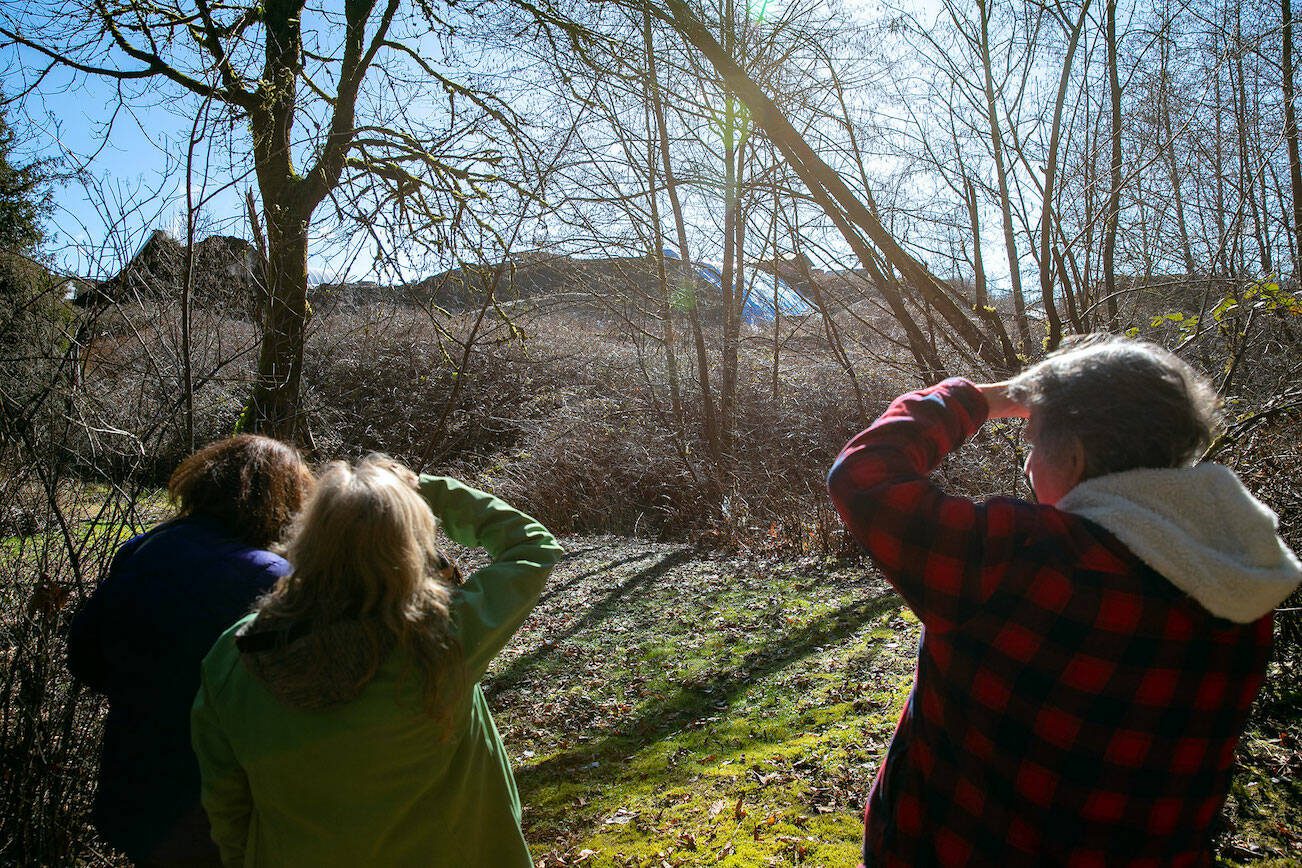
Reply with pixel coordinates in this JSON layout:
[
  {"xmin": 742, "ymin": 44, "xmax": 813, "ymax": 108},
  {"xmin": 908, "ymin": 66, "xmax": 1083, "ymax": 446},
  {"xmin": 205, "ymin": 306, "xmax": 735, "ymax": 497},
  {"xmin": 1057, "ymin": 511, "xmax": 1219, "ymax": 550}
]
[{"xmin": 1211, "ymin": 296, "xmax": 1239, "ymax": 322}]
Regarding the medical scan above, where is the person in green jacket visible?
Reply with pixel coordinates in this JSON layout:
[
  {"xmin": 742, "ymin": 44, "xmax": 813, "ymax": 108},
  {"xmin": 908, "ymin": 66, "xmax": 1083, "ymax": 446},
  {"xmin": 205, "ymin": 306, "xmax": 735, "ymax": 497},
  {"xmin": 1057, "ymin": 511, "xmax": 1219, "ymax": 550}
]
[{"xmin": 191, "ymin": 456, "xmax": 563, "ymax": 867}]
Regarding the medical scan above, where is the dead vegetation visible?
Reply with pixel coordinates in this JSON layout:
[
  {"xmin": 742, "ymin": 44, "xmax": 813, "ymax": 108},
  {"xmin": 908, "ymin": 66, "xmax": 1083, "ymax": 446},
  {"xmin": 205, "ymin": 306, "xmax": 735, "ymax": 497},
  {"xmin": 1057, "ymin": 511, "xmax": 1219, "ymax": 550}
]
[{"xmin": 2, "ymin": 280, "xmax": 1300, "ymax": 863}]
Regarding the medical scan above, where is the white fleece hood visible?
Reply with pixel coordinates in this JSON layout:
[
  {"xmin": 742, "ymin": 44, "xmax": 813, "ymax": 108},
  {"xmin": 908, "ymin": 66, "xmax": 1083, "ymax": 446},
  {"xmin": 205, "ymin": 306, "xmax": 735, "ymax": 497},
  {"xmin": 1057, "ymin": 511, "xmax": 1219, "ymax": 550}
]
[{"xmin": 1056, "ymin": 463, "xmax": 1302, "ymax": 623}]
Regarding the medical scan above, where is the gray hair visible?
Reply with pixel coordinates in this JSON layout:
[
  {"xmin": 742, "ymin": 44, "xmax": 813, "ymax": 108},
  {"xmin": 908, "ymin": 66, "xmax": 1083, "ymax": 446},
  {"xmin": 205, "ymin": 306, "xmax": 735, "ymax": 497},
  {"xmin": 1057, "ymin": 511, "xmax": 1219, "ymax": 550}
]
[{"xmin": 1006, "ymin": 334, "xmax": 1220, "ymax": 479}]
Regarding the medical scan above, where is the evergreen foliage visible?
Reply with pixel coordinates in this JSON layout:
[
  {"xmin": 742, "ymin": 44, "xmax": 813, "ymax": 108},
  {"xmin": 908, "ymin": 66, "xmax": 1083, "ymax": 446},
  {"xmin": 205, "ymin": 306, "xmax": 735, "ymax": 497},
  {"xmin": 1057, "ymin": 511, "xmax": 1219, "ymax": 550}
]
[
  {"xmin": 0, "ymin": 97, "xmax": 67, "ymax": 426},
  {"xmin": 0, "ymin": 100, "xmax": 47, "ymax": 253}
]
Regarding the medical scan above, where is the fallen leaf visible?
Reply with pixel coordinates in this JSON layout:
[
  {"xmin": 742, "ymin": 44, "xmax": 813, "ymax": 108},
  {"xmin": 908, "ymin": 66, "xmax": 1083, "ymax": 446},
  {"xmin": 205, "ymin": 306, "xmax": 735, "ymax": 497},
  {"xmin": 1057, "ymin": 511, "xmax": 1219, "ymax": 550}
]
[{"xmin": 604, "ymin": 808, "xmax": 638, "ymax": 825}]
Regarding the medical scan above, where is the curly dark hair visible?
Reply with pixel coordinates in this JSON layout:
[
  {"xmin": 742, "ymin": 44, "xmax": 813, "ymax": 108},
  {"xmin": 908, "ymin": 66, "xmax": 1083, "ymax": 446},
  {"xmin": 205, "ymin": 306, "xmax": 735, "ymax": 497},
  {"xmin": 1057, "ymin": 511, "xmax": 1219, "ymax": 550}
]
[
  {"xmin": 1007, "ymin": 334, "xmax": 1221, "ymax": 480},
  {"xmin": 167, "ymin": 435, "xmax": 314, "ymax": 549}
]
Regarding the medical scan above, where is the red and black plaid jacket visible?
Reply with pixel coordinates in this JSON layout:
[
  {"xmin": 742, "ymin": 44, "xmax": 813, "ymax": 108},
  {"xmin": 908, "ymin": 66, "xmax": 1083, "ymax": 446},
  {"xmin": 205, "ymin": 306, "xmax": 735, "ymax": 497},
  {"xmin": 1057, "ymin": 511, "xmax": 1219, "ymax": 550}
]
[{"xmin": 827, "ymin": 378, "xmax": 1273, "ymax": 867}]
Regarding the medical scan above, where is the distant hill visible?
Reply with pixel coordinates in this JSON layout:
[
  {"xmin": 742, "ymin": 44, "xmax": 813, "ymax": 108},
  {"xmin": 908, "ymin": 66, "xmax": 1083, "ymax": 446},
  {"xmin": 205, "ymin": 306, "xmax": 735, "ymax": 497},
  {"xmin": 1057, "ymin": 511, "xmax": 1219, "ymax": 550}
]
[
  {"xmin": 78, "ymin": 230, "xmax": 265, "ymax": 317},
  {"xmin": 75, "ymin": 232, "xmax": 886, "ymax": 319},
  {"xmin": 313, "ymin": 252, "xmax": 670, "ymax": 313}
]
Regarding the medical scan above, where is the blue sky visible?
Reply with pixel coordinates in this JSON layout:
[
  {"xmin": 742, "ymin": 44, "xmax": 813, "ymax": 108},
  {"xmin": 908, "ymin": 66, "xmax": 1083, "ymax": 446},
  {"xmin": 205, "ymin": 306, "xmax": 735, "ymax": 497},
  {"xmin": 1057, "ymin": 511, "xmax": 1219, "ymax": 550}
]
[
  {"xmin": 8, "ymin": 50, "xmax": 257, "ymax": 278},
  {"xmin": 4, "ymin": 8, "xmax": 419, "ymax": 283}
]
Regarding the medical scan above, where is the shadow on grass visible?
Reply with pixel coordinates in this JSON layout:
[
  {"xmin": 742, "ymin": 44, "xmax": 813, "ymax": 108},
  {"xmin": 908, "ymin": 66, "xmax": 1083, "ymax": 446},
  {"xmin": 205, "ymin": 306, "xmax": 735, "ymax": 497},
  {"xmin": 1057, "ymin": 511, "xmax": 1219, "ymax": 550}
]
[
  {"xmin": 514, "ymin": 587, "xmax": 898, "ymax": 807},
  {"xmin": 532, "ymin": 547, "xmax": 676, "ymax": 609},
  {"xmin": 489, "ymin": 547, "xmax": 696, "ymax": 693},
  {"xmin": 542, "ymin": 538, "xmax": 621, "ymax": 564}
]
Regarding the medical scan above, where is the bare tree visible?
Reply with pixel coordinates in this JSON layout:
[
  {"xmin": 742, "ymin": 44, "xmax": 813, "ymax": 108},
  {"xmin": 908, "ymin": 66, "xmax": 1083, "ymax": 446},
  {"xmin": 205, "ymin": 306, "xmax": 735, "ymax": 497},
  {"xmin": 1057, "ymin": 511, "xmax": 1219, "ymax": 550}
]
[
  {"xmin": 658, "ymin": 0, "xmax": 1014, "ymax": 375},
  {"xmin": 1284, "ymin": 0, "xmax": 1302, "ymax": 269},
  {"xmin": 2, "ymin": 1, "xmax": 557, "ymax": 440}
]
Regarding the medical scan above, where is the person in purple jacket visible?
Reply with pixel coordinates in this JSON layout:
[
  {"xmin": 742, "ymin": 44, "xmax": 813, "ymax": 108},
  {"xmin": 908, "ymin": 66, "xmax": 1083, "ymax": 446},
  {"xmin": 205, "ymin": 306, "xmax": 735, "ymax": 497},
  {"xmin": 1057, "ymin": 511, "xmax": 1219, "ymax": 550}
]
[{"xmin": 68, "ymin": 435, "xmax": 313, "ymax": 867}]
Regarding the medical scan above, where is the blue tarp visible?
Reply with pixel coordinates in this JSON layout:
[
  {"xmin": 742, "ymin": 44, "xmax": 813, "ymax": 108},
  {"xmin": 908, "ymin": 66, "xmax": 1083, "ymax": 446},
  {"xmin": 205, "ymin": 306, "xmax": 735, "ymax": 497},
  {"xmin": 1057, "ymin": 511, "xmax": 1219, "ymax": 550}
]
[{"xmin": 663, "ymin": 248, "xmax": 813, "ymax": 324}]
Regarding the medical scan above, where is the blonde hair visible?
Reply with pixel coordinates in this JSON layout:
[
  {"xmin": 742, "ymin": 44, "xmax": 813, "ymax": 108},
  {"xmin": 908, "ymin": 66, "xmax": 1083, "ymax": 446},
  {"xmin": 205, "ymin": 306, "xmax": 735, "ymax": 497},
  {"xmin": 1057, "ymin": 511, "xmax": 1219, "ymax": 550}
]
[{"xmin": 256, "ymin": 455, "xmax": 463, "ymax": 718}]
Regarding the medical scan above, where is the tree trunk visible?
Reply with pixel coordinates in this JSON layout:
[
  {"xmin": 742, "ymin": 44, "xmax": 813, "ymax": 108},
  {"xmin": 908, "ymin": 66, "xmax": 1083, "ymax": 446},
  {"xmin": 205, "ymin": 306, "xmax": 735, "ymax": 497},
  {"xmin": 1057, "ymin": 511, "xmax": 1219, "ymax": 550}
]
[
  {"xmin": 963, "ymin": 172, "xmax": 1020, "ymax": 361},
  {"xmin": 1159, "ymin": 27, "xmax": 1197, "ymax": 276},
  {"xmin": 1233, "ymin": 32, "xmax": 1270, "ymax": 274},
  {"xmin": 647, "ymin": 21, "xmax": 720, "ymax": 464},
  {"xmin": 1213, "ymin": 61, "xmax": 1230, "ymax": 276},
  {"xmin": 769, "ymin": 186, "xmax": 781, "ymax": 401},
  {"xmin": 643, "ymin": 10, "xmax": 685, "ymax": 441},
  {"xmin": 1080, "ymin": 94, "xmax": 1099, "ymax": 326},
  {"xmin": 978, "ymin": 0, "xmax": 1031, "ymax": 349},
  {"xmin": 1053, "ymin": 241, "xmax": 1082, "ymax": 331},
  {"xmin": 241, "ymin": 0, "xmax": 382, "ymax": 445},
  {"xmin": 244, "ymin": 0, "xmax": 309, "ymax": 441},
  {"xmin": 1285, "ymin": 0, "xmax": 1302, "ymax": 270},
  {"xmin": 247, "ymin": 207, "xmax": 310, "ymax": 440},
  {"xmin": 718, "ymin": 105, "xmax": 740, "ymax": 456},
  {"xmin": 1038, "ymin": 0, "xmax": 1092, "ymax": 351},
  {"xmin": 648, "ymin": 183, "xmax": 686, "ymax": 441},
  {"xmin": 964, "ymin": 174, "xmax": 988, "ymax": 308},
  {"xmin": 182, "ymin": 107, "xmax": 204, "ymax": 453},
  {"xmin": 1103, "ymin": 0, "xmax": 1123, "ymax": 327}
]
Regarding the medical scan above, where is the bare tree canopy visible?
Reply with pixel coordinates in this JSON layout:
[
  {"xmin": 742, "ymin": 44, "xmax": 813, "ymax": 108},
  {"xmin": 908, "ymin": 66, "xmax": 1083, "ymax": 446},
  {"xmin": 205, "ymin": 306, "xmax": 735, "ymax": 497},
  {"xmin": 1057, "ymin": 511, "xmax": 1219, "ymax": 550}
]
[{"xmin": 1, "ymin": 0, "xmax": 575, "ymax": 440}]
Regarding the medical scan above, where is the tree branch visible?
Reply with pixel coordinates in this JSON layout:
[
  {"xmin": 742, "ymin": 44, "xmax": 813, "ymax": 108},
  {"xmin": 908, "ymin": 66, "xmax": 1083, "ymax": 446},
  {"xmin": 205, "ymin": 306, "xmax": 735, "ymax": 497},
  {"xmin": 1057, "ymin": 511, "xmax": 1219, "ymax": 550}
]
[{"xmin": 301, "ymin": 0, "xmax": 399, "ymax": 208}]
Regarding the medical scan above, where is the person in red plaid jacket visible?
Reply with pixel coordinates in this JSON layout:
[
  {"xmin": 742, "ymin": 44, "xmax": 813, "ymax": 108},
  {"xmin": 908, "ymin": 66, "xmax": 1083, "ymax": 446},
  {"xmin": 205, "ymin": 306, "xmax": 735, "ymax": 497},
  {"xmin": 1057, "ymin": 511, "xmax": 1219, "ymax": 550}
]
[{"xmin": 828, "ymin": 335, "xmax": 1301, "ymax": 866}]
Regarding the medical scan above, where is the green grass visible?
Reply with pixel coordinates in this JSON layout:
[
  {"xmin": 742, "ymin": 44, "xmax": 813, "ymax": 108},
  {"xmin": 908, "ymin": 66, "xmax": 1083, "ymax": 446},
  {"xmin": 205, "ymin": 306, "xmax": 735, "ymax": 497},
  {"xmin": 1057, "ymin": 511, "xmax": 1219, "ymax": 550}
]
[
  {"xmin": 484, "ymin": 540, "xmax": 1302, "ymax": 867},
  {"xmin": 1, "ymin": 484, "xmax": 168, "ymax": 564},
  {"xmin": 3, "ymin": 517, "xmax": 1295, "ymax": 865},
  {"xmin": 483, "ymin": 541, "xmax": 925, "ymax": 866}
]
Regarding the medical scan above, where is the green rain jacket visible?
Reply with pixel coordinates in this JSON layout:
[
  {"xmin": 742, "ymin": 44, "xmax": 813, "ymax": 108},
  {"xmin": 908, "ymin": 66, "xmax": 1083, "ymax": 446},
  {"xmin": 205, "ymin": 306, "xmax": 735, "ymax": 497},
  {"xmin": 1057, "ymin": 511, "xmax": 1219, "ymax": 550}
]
[{"xmin": 191, "ymin": 476, "xmax": 563, "ymax": 868}]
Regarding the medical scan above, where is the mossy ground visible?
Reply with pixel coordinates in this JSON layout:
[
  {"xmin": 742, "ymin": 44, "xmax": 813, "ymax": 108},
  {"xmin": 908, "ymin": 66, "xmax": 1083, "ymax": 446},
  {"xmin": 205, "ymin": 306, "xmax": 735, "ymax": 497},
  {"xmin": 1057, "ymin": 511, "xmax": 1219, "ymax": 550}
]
[
  {"xmin": 482, "ymin": 538, "xmax": 1302, "ymax": 867},
  {"xmin": 1216, "ymin": 681, "xmax": 1302, "ymax": 864},
  {"xmin": 481, "ymin": 538, "xmax": 908, "ymax": 866},
  {"xmin": 4, "ymin": 523, "xmax": 1296, "ymax": 864}
]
